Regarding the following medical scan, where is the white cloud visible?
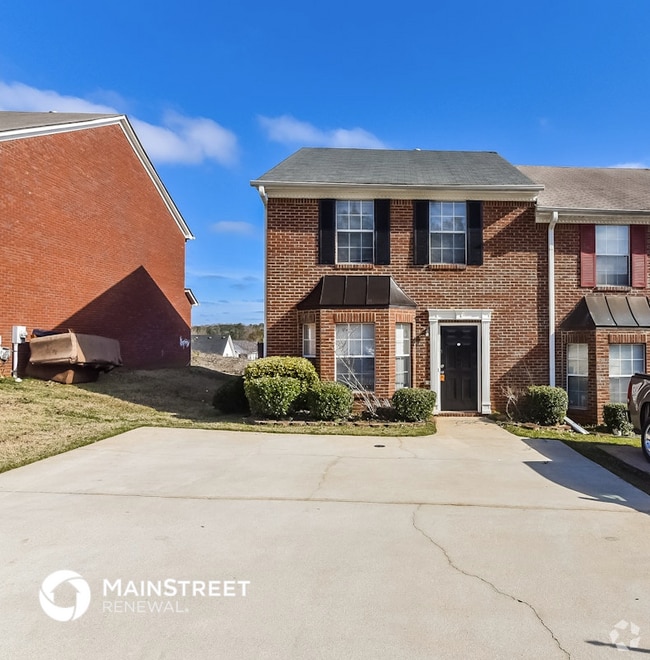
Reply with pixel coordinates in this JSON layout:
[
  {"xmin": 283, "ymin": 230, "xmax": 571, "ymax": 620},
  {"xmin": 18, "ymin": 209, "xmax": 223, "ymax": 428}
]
[
  {"xmin": 611, "ymin": 161, "xmax": 649, "ymax": 169},
  {"xmin": 258, "ymin": 114, "xmax": 386, "ymax": 149},
  {"xmin": 0, "ymin": 80, "xmax": 238, "ymax": 166},
  {"xmin": 210, "ymin": 221, "xmax": 258, "ymax": 237}
]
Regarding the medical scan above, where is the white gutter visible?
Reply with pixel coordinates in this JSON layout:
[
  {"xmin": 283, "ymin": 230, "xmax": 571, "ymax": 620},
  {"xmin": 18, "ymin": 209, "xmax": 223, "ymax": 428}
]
[
  {"xmin": 257, "ymin": 185, "xmax": 268, "ymax": 356},
  {"xmin": 548, "ymin": 211, "xmax": 559, "ymax": 386}
]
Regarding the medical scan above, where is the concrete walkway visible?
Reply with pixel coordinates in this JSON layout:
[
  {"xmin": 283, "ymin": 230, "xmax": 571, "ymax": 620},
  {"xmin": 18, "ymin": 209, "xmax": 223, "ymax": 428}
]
[{"xmin": 1, "ymin": 418, "xmax": 649, "ymax": 659}]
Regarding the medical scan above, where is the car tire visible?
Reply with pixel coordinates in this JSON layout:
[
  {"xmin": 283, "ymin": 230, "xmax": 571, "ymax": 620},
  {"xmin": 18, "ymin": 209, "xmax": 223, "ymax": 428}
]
[{"xmin": 642, "ymin": 418, "xmax": 650, "ymax": 463}]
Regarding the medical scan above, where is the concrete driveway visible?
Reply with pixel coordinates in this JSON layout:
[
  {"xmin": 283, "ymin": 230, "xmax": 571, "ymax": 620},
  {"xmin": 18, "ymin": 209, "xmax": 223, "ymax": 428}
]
[{"xmin": 1, "ymin": 418, "xmax": 649, "ymax": 659}]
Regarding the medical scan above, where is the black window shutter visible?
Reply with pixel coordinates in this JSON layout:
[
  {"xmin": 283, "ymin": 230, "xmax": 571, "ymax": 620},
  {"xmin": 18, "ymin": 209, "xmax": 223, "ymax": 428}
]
[
  {"xmin": 413, "ymin": 201, "xmax": 429, "ymax": 265},
  {"xmin": 319, "ymin": 200, "xmax": 335, "ymax": 264},
  {"xmin": 466, "ymin": 201, "xmax": 483, "ymax": 266},
  {"xmin": 374, "ymin": 199, "xmax": 391, "ymax": 265}
]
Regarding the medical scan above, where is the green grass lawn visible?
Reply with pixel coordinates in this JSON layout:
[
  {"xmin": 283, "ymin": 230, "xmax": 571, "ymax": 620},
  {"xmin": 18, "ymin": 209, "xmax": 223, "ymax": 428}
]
[{"xmin": 0, "ymin": 368, "xmax": 436, "ymax": 473}]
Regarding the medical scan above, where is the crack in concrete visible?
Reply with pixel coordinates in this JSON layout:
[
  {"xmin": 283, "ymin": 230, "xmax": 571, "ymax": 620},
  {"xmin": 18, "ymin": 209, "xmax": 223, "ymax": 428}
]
[
  {"xmin": 411, "ymin": 504, "xmax": 571, "ymax": 659},
  {"xmin": 0, "ymin": 489, "xmax": 645, "ymax": 516},
  {"xmin": 307, "ymin": 457, "xmax": 341, "ymax": 499},
  {"xmin": 397, "ymin": 438, "xmax": 418, "ymax": 458}
]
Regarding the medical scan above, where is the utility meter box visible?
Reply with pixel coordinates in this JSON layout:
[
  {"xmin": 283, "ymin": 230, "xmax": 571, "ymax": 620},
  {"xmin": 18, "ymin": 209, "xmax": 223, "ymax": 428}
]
[{"xmin": 11, "ymin": 326, "xmax": 28, "ymax": 343}]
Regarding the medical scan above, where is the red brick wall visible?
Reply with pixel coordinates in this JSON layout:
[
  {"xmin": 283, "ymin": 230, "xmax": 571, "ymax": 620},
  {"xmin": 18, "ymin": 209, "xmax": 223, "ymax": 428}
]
[
  {"xmin": 0, "ymin": 124, "xmax": 191, "ymax": 375},
  {"xmin": 266, "ymin": 197, "xmax": 547, "ymax": 412}
]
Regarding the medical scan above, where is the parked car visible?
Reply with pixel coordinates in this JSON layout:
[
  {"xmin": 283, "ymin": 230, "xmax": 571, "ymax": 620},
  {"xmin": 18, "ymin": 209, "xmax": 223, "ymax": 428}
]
[{"xmin": 626, "ymin": 373, "xmax": 650, "ymax": 462}]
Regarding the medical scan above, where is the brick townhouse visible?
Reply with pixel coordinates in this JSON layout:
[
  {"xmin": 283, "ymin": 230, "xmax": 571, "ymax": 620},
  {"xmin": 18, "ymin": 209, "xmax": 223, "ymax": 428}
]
[
  {"xmin": 252, "ymin": 148, "xmax": 650, "ymax": 424},
  {"xmin": 0, "ymin": 112, "xmax": 196, "ymax": 376}
]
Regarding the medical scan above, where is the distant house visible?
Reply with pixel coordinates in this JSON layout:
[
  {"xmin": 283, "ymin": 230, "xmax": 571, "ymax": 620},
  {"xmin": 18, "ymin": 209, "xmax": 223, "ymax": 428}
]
[
  {"xmin": 232, "ymin": 340, "xmax": 259, "ymax": 360},
  {"xmin": 0, "ymin": 111, "xmax": 196, "ymax": 376},
  {"xmin": 192, "ymin": 335, "xmax": 237, "ymax": 357}
]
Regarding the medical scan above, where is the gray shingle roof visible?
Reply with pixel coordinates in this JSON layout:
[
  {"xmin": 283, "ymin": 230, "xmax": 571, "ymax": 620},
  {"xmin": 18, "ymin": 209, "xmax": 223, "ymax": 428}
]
[
  {"xmin": 518, "ymin": 165, "xmax": 650, "ymax": 212},
  {"xmin": 253, "ymin": 148, "xmax": 540, "ymax": 188},
  {"xmin": 0, "ymin": 111, "xmax": 120, "ymax": 133}
]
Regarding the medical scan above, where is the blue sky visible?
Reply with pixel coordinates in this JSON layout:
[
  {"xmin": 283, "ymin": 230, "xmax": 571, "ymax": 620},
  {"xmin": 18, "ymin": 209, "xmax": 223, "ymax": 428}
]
[{"xmin": 2, "ymin": 1, "xmax": 650, "ymax": 324}]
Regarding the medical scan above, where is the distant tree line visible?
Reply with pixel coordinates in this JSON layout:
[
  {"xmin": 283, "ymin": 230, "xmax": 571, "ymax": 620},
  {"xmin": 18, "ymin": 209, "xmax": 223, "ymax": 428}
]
[{"xmin": 192, "ymin": 323, "xmax": 264, "ymax": 343}]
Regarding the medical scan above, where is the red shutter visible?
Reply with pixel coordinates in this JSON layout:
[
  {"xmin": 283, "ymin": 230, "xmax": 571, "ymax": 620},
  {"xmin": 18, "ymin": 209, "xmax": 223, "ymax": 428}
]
[
  {"xmin": 631, "ymin": 224, "xmax": 647, "ymax": 288},
  {"xmin": 580, "ymin": 225, "xmax": 596, "ymax": 287}
]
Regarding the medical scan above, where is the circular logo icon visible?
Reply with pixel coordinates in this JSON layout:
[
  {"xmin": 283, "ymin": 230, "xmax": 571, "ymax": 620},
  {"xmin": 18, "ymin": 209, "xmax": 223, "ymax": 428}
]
[{"xmin": 39, "ymin": 570, "xmax": 91, "ymax": 621}]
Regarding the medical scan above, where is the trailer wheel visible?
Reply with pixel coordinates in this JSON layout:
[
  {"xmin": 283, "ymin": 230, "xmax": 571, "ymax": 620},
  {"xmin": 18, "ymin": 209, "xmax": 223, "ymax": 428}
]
[{"xmin": 642, "ymin": 418, "xmax": 650, "ymax": 463}]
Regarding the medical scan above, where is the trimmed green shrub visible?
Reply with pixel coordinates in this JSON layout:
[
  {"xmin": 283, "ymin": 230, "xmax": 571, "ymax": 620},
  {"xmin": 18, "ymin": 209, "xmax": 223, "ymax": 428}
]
[
  {"xmin": 212, "ymin": 376, "xmax": 250, "ymax": 415},
  {"xmin": 306, "ymin": 382, "xmax": 354, "ymax": 421},
  {"xmin": 603, "ymin": 403, "xmax": 634, "ymax": 435},
  {"xmin": 244, "ymin": 376, "xmax": 301, "ymax": 419},
  {"xmin": 524, "ymin": 385, "xmax": 568, "ymax": 426},
  {"xmin": 391, "ymin": 388, "xmax": 437, "ymax": 422},
  {"xmin": 244, "ymin": 357, "xmax": 319, "ymax": 392}
]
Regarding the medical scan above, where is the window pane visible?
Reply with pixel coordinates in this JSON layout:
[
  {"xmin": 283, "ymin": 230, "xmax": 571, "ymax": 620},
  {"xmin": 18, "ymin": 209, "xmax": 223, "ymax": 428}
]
[
  {"xmin": 428, "ymin": 200, "xmax": 467, "ymax": 265},
  {"xmin": 395, "ymin": 324, "xmax": 411, "ymax": 389},
  {"xmin": 609, "ymin": 343, "xmax": 644, "ymax": 402},
  {"xmin": 336, "ymin": 323, "xmax": 375, "ymax": 390},
  {"xmin": 567, "ymin": 344, "xmax": 588, "ymax": 408},
  {"xmin": 596, "ymin": 225, "xmax": 629, "ymax": 285},
  {"xmin": 568, "ymin": 376, "xmax": 588, "ymax": 408},
  {"xmin": 335, "ymin": 200, "xmax": 374, "ymax": 264},
  {"xmin": 302, "ymin": 323, "xmax": 316, "ymax": 357}
]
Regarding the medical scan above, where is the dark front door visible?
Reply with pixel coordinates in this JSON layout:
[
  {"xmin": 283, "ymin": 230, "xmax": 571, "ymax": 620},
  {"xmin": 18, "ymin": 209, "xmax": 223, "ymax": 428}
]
[{"xmin": 440, "ymin": 326, "xmax": 478, "ymax": 411}]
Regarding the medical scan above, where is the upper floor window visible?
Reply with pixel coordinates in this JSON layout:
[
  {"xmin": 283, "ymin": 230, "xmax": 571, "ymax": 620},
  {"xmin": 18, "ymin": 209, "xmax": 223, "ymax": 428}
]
[
  {"xmin": 414, "ymin": 200, "xmax": 483, "ymax": 266},
  {"xmin": 336, "ymin": 201, "xmax": 374, "ymax": 264},
  {"xmin": 580, "ymin": 224, "xmax": 647, "ymax": 288},
  {"xmin": 596, "ymin": 225, "xmax": 629, "ymax": 286},
  {"xmin": 319, "ymin": 199, "xmax": 390, "ymax": 266},
  {"xmin": 429, "ymin": 202, "xmax": 467, "ymax": 265}
]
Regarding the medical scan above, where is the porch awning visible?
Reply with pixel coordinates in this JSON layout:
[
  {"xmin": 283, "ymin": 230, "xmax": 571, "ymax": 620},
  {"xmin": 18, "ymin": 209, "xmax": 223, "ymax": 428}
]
[
  {"xmin": 563, "ymin": 295, "xmax": 650, "ymax": 328},
  {"xmin": 297, "ymin": 275, "xmax": 417, "ymax": 310}
]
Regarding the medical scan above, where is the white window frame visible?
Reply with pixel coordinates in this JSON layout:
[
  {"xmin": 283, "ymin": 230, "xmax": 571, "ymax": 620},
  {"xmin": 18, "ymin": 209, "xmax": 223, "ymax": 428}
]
[
  {"xmin": 395, "ymin": 323, "xmax": 411, "ymax": 389},
  {"xmin": 335, "ymin": 200, "xmax": 374, "ymax": 264},
  {"xmin": 302, "ymin": 323, "xmax": 316, "ymax": 358},
  {"xmin": 566, "ymin": 343, "xmax": 588, "ymax": 409},
  {"xmin": 609, "ymin": 343, "xmax": 644, "ymax": 403},
  {"xmin": 429, "ymin": 201, "xmax": 467, "ymax": 265},
  {"xmin": 596, "ymin": 225, "xmax": 629, "ymax": 286},
  {"xmin": 335, "ymin": 323, "xmax": 375, "ymax": 390}
]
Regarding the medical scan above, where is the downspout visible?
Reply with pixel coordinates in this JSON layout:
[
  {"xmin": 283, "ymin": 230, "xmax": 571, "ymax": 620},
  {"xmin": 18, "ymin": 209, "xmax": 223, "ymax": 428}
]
[
  {"xmin": 548, "ymin": 211, "xmax": 559, "ymax": 386},
  {"xmin": 257, "ymin": 185, "xmax": 268, "ymax": 357}
]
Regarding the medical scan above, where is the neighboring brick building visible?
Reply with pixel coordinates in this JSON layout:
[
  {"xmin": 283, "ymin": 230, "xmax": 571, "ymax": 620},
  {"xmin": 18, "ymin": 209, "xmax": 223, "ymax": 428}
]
[
  {"xmin": 252, "ymin": 148, "xmax": 650, "ymax": 424},
  {"xmin": 519, "ymin": 165, "xmax": 650, "ymax": 424},
  {"xmin": 0, "ymin": 112, "xmax": 195, "ymax": 376}
]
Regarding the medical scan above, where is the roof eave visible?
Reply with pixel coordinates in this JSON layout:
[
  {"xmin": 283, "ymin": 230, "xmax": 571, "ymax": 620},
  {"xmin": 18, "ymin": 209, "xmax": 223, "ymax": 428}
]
[
  {"xmin": 536, "ymin": 206, "xmax": 650, "ymax": 223},
  {"xmin": 251, "ymin": 180, "xmax": 542, "ymax": 202}
]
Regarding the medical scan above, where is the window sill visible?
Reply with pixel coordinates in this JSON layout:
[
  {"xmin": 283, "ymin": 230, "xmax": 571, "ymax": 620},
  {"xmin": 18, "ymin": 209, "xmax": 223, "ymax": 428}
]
[
  {"xmin": 424, "ymin": 263, "xmax": 467, "ymax": 271},
  {"xmin": 334, "ymin": 263, "xmax": 375, "ymax": 270},
  {"xmin": 593, "ymin": 285, "xmax": 632, "ymax": 292}
]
